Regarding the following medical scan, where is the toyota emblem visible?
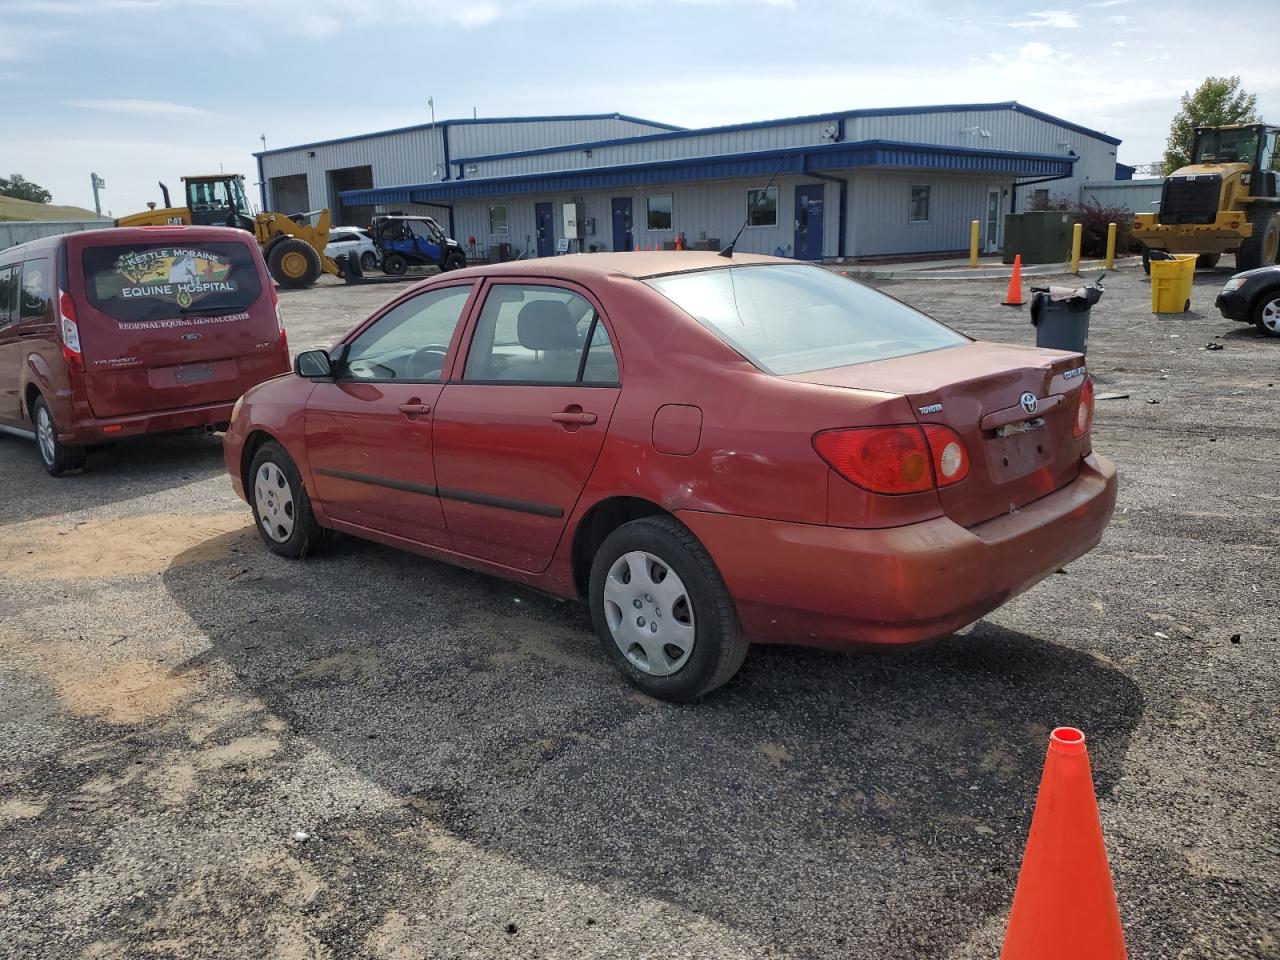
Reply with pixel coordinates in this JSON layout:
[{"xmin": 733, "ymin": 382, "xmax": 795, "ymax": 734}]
[{"xmin": 1020, "ymin": 392, "xmax": 1039, "ymax": 415}]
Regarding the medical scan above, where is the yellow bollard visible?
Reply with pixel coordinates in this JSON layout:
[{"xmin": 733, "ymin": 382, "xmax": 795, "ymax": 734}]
[
  {"xmin": 1104, "ymin": 222, "xmax": 1117, "ymax": 270},
  {"xmin": 970, "ymin": 220, "xmax": 980, "ymax": 267},
  {"xmin": 1070, "ymin": 222, "xmax": 1083, "ymax": 274}
]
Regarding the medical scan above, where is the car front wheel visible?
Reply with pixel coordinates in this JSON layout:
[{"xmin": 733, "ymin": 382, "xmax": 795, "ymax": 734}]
[
  {"xmin": 589, "ymin": 515, "xmax": 747, "ymax": 702},
  {"xmin": 248, "ymin": 441, "xmax": 324, "ymax": 558},
  {"xmin": 1254, "ymin": 292, "xmax": 1280, "ymax": 337}
]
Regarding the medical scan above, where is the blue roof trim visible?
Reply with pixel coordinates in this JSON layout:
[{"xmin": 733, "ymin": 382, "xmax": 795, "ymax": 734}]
[
  {"xmin": 452, "ymin": 101, "xmax": 1119, "ymax": 168},
  {"xmin": 341, "ymin": 140, "xmax": 1076, "ymax": 205},
  {"xmin": 254, "ymin": 112, "xmax": 682, "ymax": 158}
]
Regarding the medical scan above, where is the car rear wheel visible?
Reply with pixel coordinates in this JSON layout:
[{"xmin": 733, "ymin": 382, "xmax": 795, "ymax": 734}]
[
  {"xmin": 360, "ymin": 251, "xmax": 377, "ymax": 270},
  {"xmin": 589, "ymin": 515, "xmax": 747, "ymax": 702},
  {"xmin": 382, "ymin": 252, "xmax": 408, "ymax": 276},
  {"xmin": 249, "ymin": 441, "xmax": 324, "ymax": 558},
  {"xmin": 1254, "ymin": 292, "xmax": 1280, "ymax": 337},
  {"xmin": 32, "ymin": 395, "xmax": 86, "ymax": 477}
]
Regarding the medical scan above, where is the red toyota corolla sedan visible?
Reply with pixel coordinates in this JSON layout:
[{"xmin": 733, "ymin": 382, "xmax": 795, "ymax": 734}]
[{"xmin": 223, "ymin": 253, "xmax": 1116, "ymax": 701}]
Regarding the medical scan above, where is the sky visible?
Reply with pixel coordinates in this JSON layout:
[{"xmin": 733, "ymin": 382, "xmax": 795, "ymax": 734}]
[{"xmin": 2, "ymin": 0, "xmax": 1278, "ymax": 216}]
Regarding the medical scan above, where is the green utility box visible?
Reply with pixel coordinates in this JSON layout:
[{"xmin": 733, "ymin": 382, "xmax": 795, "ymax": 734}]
[{"xmin": 1003, "ymin": 211, "xmax": 1078, "ymax": 265}]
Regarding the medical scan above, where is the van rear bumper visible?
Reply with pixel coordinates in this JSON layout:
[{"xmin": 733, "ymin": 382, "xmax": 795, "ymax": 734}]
[{"xmin": 60, "ymin": 401, "xmax": 235, "ymax": 443}]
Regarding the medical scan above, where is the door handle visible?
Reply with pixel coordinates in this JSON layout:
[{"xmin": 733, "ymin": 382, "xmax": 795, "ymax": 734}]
[
  {"xmin": 399, "ymin": 402, "xmax": 431, "ymax": 419},
  {"xmin": 551, "ymin": 409, "xmax": 597, "ymax": 426}
]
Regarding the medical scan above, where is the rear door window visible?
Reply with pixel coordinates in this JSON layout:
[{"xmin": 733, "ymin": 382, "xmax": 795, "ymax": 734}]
[
  {"xmin": 19, "ymin": 258, "xmax": 52, "ymax": 323},
  {"xmin": 80, "ymin": 241, "xmax": 263, "ymax": 324},
  {"xmin": 0, "ymin": 266, "xmax": 17, "ymax": 328}
]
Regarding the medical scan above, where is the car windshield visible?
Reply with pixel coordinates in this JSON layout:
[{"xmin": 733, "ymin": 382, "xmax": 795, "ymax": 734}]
[
  {"xmin": 1194, "ymin": 128, "xmax": 1260, "ymax": 165},
  {"xmin": 646, "ymin": 264, "xmax": 967, "ymax": 374}
]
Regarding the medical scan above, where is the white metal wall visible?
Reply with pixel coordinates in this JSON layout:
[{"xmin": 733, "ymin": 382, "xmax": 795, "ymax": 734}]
[
  {"xmin": 1078, "ymin": 178, "xmax": 1163, "ymax": 214},
  {"xmin": 0, "ymin": 219, "xmax": 112, "ymax": 251},
  {"xmin": 259, "ymin": 117, "xmax": 673, "ymax": 215},
  {"xmin": 849, "ymin": 172, "xmax": 1013, "ymax": 258}
]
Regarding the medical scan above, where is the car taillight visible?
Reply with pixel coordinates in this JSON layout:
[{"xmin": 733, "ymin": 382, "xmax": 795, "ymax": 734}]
[
  {"xmin": 922, "ymin": 424, "xmax": 970, "ymax": 487},
  {"xmin": 58, "ymin": 291, "xmax": 83, "ymax": 370},
  {"xmin": 814, "ymin": 427, "xmax": 925, "ymax": 495},
  {"xmin": 1073, "ymin": 376, "xmax": 1095, "ymax": 438}
]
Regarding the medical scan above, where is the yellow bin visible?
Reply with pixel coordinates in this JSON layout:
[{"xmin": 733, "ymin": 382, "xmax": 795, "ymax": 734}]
[{"xmin": 1150, "ymin": 254, "xmax": 1196, "ymax": 313}]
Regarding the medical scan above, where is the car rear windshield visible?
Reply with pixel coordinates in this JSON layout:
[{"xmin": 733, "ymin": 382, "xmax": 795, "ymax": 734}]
[
  {"xmin": 646, "ymin": 264, "xmax": 967, "ymax": 374},
  {"xmin": 81, "ymin": 241, "xmax": 263, "ymax": 323}
]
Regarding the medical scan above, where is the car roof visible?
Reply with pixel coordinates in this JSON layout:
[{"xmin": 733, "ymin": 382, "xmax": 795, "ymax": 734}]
[
  {"xmin": 1, "ymin": 224, "xmax": 256, "ymax": 262},
  {"xmin": 448, "ymin": 251, "xmax": 789, "ymax": 283}
]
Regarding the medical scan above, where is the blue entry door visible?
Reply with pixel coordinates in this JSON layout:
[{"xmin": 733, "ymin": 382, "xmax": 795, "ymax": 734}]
[
  {"xmin": 535, "ymin": 202, "xmax": 554, "ymax": 258},
  {"xmin": 793, "ymin": 184, "xmax": 825, "ymax": 260},
  {"xmin": 611, "ymin": 197, "xmax": 633, "ymax": 252}
]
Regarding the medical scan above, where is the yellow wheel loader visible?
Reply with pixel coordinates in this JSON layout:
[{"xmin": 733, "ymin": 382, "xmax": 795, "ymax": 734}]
[
  {"xmin": 1134, "ymin": 124, "xmax": 1280, "ymax": 273},
  {"xmin": 116, "ymin": 174, "xmax": 341, "ymax": 288}
]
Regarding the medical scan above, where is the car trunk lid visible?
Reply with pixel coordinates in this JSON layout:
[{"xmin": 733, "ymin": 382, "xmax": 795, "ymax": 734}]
[
  {"xmin": 69, "ymin": 234, "xmax": 280, "ymax": 418},
  {"xmin": 788, "ymin": 342, "xmax": 1090, "ymax": 527}
]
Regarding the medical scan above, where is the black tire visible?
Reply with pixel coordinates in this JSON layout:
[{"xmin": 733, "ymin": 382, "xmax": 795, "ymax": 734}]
[
  {"xmin": 443, "ymin": 252, "xmax": 466, "ymax": 272},
  {"xmin": 247, "ymin": 441, "xmax": 324, "ymax": 558},
  {"xmin": 382, "ymin": 252, "xmax": 408, "ymax": 276},
  {"xmin": 1236, "ymin": 206, "xmax": 1280, "ymax": 271},
  {"xmin": 589, "ymin": 515, "xmax": 747, "ymax": 702},
  {"xmin": 360, "ymin": 251, "xmax": 377, "ymax": 270},
  {"xmin": 1252, "ymin": 289, "xmax": 1280, "ymax": 337},
  {"xmin": 1195, "ymin": 253, "xmax": 1221, "ymax": 269},
  {"xmin": 268, "ymin": 238, "xmax": 322, "ymax": 289},
  {"xmin": 31, "ymin": 394, "xmax": 86, "ymax": 477},
  {"xmin": 1141, "ymin": 246, "xmax": 1152, "ymax": 275}
]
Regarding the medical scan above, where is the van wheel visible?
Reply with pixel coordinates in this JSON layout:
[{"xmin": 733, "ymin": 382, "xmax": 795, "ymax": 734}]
[
  {"xmin": 268, "ymin": 238, "xmax": 322, "ymax": 289},
  {"xmin": 32, "ymin": 395, "xmax": 86, "ymax": 477},
  {"xmin": 382, "ymin": 252, "xmax": 408, "ymax": 276},
  {"xmin": 248, "ymin": 441, "xmax": 324, "ymax": 558},
  {"xmin": 589, "ymin": 515, "xmax": 747, "ymax": 702}
]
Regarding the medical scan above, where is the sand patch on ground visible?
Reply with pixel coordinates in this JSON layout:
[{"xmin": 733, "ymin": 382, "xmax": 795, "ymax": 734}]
[
  {"xmin": 0, "ymin": 797, "xmax": 47, "ymax": 821},
  {"xmin": 54, "ymin": 659, "xmax": 203, "ymax": 725},
  {"xmin": 0, "ymin": 512, "xmax": 252, "ymax": 580}
]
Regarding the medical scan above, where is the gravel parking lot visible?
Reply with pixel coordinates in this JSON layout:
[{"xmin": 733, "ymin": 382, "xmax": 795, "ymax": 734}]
[{"xmin": 1, "ymin": 263, "xmax": 1276, "ymax": 960}]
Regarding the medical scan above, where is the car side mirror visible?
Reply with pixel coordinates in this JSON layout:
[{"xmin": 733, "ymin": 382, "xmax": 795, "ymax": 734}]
[{"xmin": 295, "ymin": 349, "xmax": 333, "ymax": 379}]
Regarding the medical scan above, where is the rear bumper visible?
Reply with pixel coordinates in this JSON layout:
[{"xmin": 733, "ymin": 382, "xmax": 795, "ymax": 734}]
[
  {"xmin": 677, "ymin": 453, "xmax": 1117, "ymax": 649},
  {"xmin": 60, "ymin": 401, "xmax": 234, "ymax": 444}
]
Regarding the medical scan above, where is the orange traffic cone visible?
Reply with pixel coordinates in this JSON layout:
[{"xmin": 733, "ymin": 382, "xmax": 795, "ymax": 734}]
[
  {"xmin": 1000, "ymin": 727, "xmax": 1126, "ymax": 960},
  {"xmin": 1003, "ymin": 254, "xmax": 1024, "ymax": 306},
  {"xmin": 675, "ymin": 234, "xmax": 684, "ymax": 251},
  {"xmin": 634, "ymin": 243, "xmax": 640, "ymax": 252}
]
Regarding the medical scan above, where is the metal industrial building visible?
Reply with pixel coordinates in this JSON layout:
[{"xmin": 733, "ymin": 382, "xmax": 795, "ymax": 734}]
[{"xmin": 257, "ymin": 102, "xmax": 1132, "ymax": 262}]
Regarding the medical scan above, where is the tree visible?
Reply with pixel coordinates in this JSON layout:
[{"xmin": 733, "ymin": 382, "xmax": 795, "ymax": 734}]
[
  {"xmin": 0, "ymin": 174, "xmax": 52, "ymax": 204},
  {"xmin": 1163, "ymin": 76, "xmax": 1262, "ymax": 174}
]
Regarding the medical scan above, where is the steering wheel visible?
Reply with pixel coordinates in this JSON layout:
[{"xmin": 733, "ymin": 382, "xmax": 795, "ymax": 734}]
[{"xmin": 407, "ymin": 344, "xmax": 449, "ymax": 380}]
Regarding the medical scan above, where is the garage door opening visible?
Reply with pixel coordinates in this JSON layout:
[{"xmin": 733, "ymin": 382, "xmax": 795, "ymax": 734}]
[
  {"xmin": 328, "ymin": 165, "xmax": 375, "ymax": 229},
  {"xmin": 268, "ymin": 174, "xmax": 309, "ymax": 219}
]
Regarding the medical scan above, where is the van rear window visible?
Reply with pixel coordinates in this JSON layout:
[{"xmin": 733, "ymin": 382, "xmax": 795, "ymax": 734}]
[{"xmin": 81, "ymin": 241, "xmax": 263, "ymax": 324}]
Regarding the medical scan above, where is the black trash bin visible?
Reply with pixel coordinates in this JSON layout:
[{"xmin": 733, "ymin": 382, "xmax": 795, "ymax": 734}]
[{"xmin": 1029, "ymin": 280, "xmax": 1104, "ymax": 354}]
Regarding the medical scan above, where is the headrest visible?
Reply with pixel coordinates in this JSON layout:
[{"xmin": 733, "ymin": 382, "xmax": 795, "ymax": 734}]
[{"xmin": 517, "ymin": 300, "xmax": 577, "ymax": 351}]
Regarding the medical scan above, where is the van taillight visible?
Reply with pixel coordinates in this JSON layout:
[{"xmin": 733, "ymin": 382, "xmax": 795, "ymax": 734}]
[
  {"xmin": 58, "ymin": 291, "xmax": 83, "ymax": 370},
  {"xmin": 814, "ymin": 425, "xmax": 970, "ymax": 495},
  {"xmin": 1073, "ymin": 377, "xmax": 1095, "ymax": 438}
]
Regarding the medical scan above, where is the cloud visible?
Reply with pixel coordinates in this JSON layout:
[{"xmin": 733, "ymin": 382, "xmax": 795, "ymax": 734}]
[
  {"xmin": 1005, "ymin": 9, "xmax": 1079, "ymax": 28},
  {"xmin": 64, "ymin": 98, "xmax": 209, "ymax": 116}
]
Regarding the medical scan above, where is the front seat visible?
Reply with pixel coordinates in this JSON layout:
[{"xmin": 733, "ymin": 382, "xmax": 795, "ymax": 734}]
[{"xmin": 499, "ymin": 300, "xmax": 581, "ymax": 382}]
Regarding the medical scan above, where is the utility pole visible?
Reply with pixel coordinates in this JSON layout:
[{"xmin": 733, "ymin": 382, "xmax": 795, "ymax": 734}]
[
  {"xmin": 428, "ymin": 96, "xmax": 435, "ymax": 127},
  {"xmin": 90, "ymin": 173, "xmax": 106, "ymax": 217},
  {"xmin": 260, "ymin": 134, "xmax": 267, "ymax": 152}
]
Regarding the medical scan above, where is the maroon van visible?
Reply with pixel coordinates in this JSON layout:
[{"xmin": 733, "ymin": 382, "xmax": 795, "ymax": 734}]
[{"xmin": 0, "ymin": 226, "xmax": 291, "ymax": 475}]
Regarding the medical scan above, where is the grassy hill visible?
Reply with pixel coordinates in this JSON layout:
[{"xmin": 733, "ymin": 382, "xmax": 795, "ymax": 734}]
[{"xmin": 0, "ymin": 195, "xmax": 104, "ymax": 222}]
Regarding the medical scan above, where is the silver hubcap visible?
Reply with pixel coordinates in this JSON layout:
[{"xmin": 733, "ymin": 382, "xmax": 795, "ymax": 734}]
[
  {"xmin": 254, "ymin": 462, "xmax": 295, "ymax": 543},
  {"xmin": 36, "ymin": 407, "xmax": 55, "ymax": 465},
  {"xmin": 602, "ymin": 550, "xmax": 695, "ymax": 676},
  {"xmin": 1261, "ymin": 298, "xmax": 1280, "ymax": 333}
]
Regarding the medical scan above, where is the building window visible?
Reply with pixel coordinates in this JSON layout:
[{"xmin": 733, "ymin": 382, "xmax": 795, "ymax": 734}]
[
  {"xmin": 488, "ymin": 205, "xmax": 508, "ymax": 236},
  {"xmin": 909, "ymin": 185, "xmax": 930, "ymax": 223},
  {"xmin": 746, "ymin": 187, "xmax": 778, "ymax": 227},
  {"xmin": 647, "ymin": 195, "xmax": 672, "ymax": 231},
  {"xmin": 1032, "ymin": 188, "xmax": 1050, "ymax": 209}
]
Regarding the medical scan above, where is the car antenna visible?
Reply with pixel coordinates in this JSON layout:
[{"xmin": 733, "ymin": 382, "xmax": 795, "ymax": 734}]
[{"xmin": 720, "ymin": 149, "xmax": 795, "ymax": 258}]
